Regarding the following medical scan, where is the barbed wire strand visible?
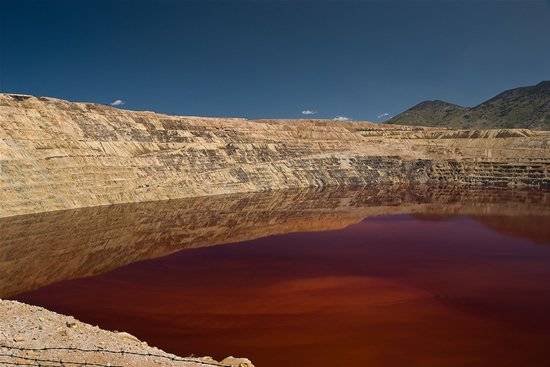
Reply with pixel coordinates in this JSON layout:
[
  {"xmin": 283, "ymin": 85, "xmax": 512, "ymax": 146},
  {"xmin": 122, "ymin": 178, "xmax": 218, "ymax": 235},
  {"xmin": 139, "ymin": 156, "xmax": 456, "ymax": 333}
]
[
  {"xmin": 0, "ymin": 352, "xmax": 123, "ymax": 367},
  {"xmin": 0, "ymin": 359, "xmax": 60, "ymax": 367},
  {"xmin": 0, "ymin": 345, "xmax": 230, "ymax": 367},
  {"xmin": 0, "ymin": 361, "xmax": 47, "ymax": 367}
]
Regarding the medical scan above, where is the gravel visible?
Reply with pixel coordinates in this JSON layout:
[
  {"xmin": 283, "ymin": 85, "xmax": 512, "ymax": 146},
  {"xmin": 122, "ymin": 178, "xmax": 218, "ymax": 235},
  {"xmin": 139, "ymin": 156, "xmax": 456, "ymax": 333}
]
[{"xmin": 0, "ymin": 299, "xmax": 254, "ymax": 367}]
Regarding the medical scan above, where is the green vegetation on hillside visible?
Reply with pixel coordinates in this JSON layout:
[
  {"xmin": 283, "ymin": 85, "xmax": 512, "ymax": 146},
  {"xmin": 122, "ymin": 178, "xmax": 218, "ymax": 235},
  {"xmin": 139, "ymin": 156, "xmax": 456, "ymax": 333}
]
[{"xmin": 387, "ymin": 81, "xmax": 550, "ymax": 130}]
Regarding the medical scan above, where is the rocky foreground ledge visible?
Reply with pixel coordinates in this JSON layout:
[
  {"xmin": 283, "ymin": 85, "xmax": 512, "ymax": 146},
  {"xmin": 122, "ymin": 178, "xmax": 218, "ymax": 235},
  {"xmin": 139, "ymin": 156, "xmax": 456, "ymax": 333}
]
[
  {"xmin": 0, "ymin": 300, "xmax": 253, "ymax": 367},
  {"xmin": 1, "ymin": 93, "xmax": 549, "ymax": 218}
]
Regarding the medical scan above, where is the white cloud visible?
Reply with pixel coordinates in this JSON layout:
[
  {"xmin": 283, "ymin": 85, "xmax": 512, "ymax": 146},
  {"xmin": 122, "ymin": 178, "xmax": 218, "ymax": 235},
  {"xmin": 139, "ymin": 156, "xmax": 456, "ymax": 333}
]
[
  {"xmin": 301, "ymin": 110, "xmax": 317, "ymax": 115},
  {"xmin": 377, "ymin": 112, "xmax": 392, "ymax": 119},
  {"xmin": 110, "ymin": 99, "xmax": 125, "ymax": 106},
  {"xmin": 333, "ymin": 116, "xmax": 350, "ymax": 121}
]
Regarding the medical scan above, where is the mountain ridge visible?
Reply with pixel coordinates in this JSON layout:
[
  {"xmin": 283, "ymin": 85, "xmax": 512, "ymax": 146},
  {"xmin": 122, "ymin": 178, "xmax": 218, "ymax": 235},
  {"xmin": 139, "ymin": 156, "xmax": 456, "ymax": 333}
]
[{"xmin": 387, "ymin": 81, "xmax": 550, "ymax": 129}]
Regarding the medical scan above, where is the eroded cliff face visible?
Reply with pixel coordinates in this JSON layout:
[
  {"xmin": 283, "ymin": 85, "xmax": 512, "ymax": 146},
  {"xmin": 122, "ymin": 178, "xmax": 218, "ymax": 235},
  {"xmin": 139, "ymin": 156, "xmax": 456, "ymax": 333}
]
[{"xmin": 1, "ymin": 94, "xmax": 549, "ymax": 217}]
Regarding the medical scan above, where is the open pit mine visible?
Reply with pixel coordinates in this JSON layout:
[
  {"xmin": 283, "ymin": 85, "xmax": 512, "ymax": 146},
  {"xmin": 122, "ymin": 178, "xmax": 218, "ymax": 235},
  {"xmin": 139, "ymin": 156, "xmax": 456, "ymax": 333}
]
[{"xmin": 1, "ymin": 93, "xmax": 549, "ymax": 367}]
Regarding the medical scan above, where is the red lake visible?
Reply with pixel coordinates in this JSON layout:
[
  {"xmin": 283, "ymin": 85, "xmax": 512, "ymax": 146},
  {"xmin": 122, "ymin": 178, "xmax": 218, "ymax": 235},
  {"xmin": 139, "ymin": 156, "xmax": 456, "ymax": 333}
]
[{"xmin": 11, "ymin": 211, "xmax": 550, "ymax": 367}]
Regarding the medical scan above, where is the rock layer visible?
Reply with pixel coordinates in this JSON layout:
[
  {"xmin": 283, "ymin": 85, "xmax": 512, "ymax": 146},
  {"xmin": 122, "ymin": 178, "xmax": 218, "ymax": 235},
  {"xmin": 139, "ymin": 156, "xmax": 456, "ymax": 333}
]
[{"xmin": 1, "ymin": 93, "xmax": 549, "ymax": 217}]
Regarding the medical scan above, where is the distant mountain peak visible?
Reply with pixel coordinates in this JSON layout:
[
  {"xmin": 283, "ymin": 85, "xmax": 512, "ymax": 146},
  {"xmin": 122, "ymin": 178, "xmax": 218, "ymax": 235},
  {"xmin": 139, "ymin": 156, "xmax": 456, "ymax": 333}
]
[
  {"xmin": 414, "ymin": 99, "xmax": 460, "ymax": 106},
  {"xmin": 387, "ymin": 81, "xmax": 550, "ymax": 130}
]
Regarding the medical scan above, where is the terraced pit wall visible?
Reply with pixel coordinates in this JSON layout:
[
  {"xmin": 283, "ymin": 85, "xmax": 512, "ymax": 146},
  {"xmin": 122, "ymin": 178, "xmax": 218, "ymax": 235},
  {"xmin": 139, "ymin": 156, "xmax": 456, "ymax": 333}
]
[{"xmin": 0, "ymin": 94, "xmax": 549, "ymax": 217}]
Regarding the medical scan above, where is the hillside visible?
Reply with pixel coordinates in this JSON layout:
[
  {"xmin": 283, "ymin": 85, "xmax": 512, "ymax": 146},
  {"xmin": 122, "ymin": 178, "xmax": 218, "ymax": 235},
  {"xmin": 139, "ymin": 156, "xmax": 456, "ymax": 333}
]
[{"xmin": 387, "ymin": 81, "xmax": 550, "ymax": 129}]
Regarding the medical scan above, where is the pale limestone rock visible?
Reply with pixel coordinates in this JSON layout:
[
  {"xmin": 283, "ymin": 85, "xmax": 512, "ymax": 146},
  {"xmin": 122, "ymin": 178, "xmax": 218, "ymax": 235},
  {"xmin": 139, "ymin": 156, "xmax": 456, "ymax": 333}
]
[
  {"xmin": 0, "ymin": 93, "xmax": 548, "ymax": 218},
  {"xmin": 221, "ymin": 356, "xmax": 255, "ymax": 367},
  {"xmin": 0, "ymin": 300, "xmax": 241, "ymax": 367}
]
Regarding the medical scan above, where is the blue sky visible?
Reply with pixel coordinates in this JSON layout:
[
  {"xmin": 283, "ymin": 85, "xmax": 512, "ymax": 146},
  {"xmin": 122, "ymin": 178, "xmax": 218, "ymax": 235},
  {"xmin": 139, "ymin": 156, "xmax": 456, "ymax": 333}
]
[{"xmin": 1, "ymin": 0, "xmax": 549, "ymax": 121}]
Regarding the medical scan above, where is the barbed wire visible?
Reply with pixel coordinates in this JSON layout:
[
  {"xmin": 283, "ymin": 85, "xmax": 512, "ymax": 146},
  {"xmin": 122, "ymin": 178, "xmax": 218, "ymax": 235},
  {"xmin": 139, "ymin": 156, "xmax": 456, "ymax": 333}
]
[
  {"xmin": 0, "ymin": 345, "xmax": 231, "ymax": 367},
  {"xmin": 0, "ymin": 351, "xmax": 123, "ymax": 367},
  {"xmin": 0, "ymin": 358, "xmax": 67, "ymax": 367},
  {"xmin": 0, "ymin": 361, "xmax": 47, "ymax": 367}
]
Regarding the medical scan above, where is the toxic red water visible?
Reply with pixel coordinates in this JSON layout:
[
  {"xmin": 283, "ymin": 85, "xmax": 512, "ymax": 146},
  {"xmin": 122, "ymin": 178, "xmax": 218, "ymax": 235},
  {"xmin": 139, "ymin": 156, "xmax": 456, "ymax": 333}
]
[{"xmin": 13, "ymin": 215, "xmax": 550, "ymax": 367}]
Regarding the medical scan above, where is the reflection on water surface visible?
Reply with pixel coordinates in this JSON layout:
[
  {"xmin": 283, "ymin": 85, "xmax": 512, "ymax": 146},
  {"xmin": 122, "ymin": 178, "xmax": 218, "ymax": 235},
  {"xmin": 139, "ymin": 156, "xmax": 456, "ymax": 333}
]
[{"xmin": 3, "ymin": 186, "xmax": 550, "ymax": 367}]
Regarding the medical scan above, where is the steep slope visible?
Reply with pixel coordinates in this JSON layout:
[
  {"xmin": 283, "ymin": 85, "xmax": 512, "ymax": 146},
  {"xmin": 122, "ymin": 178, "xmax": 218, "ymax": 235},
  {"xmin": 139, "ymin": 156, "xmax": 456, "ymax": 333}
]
[
  {"xmin": 387, "ymin": 81, "xmax": 550, "ymax": 129},
  {"xmin": 0, "ymin": 93, "xmax": 549, "ymax": 217},
  {"xmin": 472, "ymin": 81, "xmax": 550, "ymax": 129}
]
